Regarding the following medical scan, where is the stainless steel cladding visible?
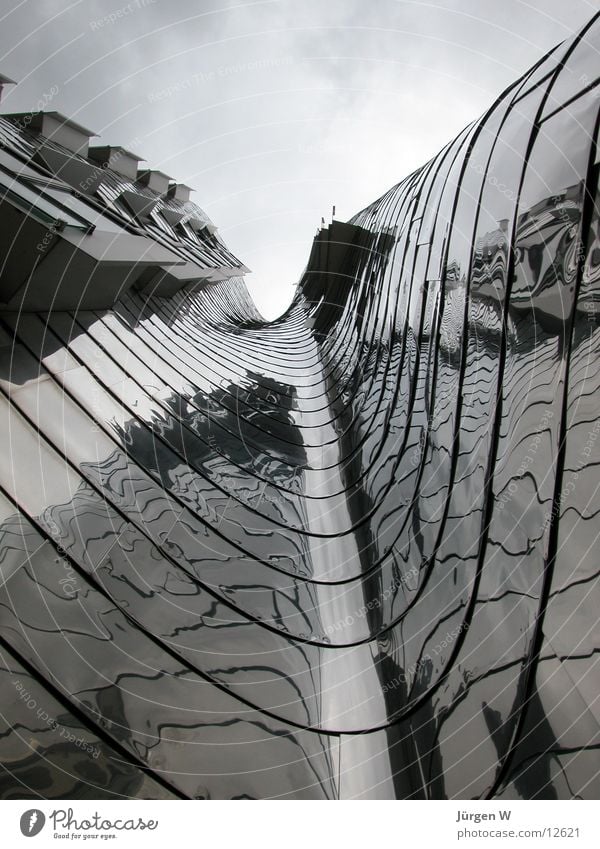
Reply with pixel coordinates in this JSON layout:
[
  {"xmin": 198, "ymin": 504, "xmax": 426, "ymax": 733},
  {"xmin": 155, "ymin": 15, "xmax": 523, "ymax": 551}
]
[{"xmin": 0, "ymin": 13, "xmax": 598, "ymax": 799}]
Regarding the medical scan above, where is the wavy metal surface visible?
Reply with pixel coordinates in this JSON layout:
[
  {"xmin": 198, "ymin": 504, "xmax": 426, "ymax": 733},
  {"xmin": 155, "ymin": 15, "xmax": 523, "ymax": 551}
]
[{"xmin": 0, "ymin": 14, "xmax": 599, "ymax": 799}]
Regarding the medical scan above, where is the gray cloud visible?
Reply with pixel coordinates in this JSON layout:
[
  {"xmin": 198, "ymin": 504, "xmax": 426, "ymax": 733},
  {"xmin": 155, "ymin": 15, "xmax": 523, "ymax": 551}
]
[{"xmin": 0, "ymin": 0, "xmax": 596, "ymax": 317}]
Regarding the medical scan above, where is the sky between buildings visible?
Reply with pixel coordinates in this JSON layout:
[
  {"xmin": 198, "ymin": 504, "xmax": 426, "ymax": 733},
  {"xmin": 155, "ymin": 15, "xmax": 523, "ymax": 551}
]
[{"xmin": 0, "ymin": 0, "xmax": 597, "ymax": 318}]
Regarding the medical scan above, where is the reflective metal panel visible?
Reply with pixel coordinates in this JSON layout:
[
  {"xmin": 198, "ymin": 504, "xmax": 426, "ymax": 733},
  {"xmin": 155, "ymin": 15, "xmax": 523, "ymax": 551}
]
[{"xmin": 0, "ymin": 12, "xmax": 599, "ymax": 799}]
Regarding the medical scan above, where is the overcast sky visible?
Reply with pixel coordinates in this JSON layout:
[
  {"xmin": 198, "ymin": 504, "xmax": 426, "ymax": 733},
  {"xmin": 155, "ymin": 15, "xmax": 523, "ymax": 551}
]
[{"xmin": 0, "ymin": 0, "xmax": 597, "ymax": 317}]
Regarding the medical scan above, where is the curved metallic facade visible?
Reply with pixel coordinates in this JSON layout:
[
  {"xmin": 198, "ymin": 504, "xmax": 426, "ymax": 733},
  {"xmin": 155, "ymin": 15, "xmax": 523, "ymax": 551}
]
[{"xmin": 0, "ymin": 14, "xmax": 599, "ymax": 799}]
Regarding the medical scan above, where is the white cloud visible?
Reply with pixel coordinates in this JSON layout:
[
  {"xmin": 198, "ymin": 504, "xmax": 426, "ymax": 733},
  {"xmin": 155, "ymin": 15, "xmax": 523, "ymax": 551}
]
[{"xmin": 0, "ymin": 0, "xmax": 594, "ymax": 317}]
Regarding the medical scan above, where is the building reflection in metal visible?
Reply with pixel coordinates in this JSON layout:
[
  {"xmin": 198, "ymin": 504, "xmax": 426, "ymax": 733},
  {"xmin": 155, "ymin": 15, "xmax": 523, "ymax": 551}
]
[{"xmin": 0, "ymin": 13, "xmax": 599, "ymax": 799}]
